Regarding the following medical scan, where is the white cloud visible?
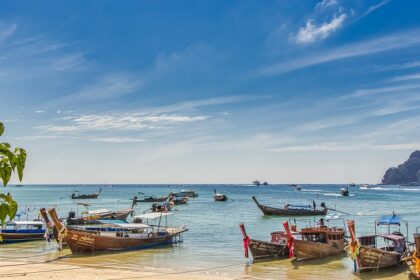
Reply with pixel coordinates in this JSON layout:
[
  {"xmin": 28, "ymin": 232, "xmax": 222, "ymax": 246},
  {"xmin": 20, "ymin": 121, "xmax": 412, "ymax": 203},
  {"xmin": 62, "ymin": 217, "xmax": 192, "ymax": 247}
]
[
  {"xmin": 268, "ymin": 142, "xmax": 420, "ymax": 152},
  {"xmin": 315, "ymin": 0, "xmax": 338, "ymax": 10},
  {"xmin": 35, "ymin": 110, "xmax": 45, "ymax": 113},
  {"xmin": 70, "ymin": 74, "xmax": 140, "ymax": 101},
  {"xmin": 258, "ymin": 28, "xmax": 420, "ymax": 76},
  {"xmin": 293, "ymin": 13, "xmax": 347, "ymax": 44},
  {"xmin": 37, "ymin": 113, "xmax": 210, "ymax": 133},
  {"xmin": 391, "ymin": 73, "xmax": 420, "ymax": 82},
  {"xmin": 88, "ymin": 137, "xmax": 145, "ymax": 143},
  {"xmin": 361, "ymin": 0, "xmax": 391, "ymax": 18},
  {"xmin": 0, "ymin": 24, "xmax": 17, "ymax": 42}
]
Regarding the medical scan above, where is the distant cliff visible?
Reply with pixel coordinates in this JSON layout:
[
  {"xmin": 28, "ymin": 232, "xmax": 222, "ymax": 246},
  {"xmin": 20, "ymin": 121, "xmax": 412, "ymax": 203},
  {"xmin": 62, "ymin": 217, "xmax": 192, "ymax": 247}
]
[{"xmin": 382, "ymin": 151, "xmax": 420, "ymax": 184}]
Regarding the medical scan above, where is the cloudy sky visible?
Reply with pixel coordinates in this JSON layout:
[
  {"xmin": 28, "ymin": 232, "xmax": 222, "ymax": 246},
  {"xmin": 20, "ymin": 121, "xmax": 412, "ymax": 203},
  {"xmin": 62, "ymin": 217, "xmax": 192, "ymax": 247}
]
[{"xmin": 1, "ymin": 0, "xmax": 420, "ymax": 184}]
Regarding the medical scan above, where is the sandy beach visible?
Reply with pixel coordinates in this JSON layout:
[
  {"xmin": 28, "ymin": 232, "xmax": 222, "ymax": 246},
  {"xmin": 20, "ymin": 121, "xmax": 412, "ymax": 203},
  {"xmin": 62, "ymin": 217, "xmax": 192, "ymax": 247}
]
[{"xmin": 0, "ymin": 259, "xmax": 233, "ymax": 280}]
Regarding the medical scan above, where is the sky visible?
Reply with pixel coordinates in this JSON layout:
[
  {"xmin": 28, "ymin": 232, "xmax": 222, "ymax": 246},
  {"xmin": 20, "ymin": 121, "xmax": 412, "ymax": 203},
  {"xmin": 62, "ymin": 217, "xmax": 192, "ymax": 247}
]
[{"xmin": 1, "ymin": 0, "xmax": 420, "ymax": 184}]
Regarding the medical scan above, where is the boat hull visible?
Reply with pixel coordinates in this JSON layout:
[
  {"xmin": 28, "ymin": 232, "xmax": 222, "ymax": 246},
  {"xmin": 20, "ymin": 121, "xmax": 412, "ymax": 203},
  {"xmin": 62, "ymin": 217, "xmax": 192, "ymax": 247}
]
[
  {"xmin": 0, "ymin": 231, "xmax": 45, "ymax": 243},
  {"xmin": 252, "ymin": 196, "xmax": 327, "ymax": 216},
  {"xmin": 248, "ymin": 239, "xmax": 288, "ymax": 259},
  {"xmin": 356, "ymin": 245, "xmax": 400, "ymax": 272},
  {"xmin": 293, "ymin": 239, "xmax": 344, "ymax": 260},
  {"xmin": 65, "ymin": 229, "xmax": 174, "ymax": 253}
]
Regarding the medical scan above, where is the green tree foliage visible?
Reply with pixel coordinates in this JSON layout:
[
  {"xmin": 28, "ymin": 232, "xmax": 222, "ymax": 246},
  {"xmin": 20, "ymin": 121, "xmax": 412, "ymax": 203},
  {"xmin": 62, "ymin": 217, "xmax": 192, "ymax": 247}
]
[{"xmin": 0, "ymin": 122, "xmax": 26, "ymax": 230}]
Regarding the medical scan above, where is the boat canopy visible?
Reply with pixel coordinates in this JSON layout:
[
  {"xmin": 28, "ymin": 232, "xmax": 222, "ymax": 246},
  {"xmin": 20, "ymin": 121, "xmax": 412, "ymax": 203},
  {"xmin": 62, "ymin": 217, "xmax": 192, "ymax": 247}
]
[
  {"xmin": 8, "ymin": 221, "xmax": 44, "ymax": 226},
  {"xmin": 82, "ymin": 209, "xmax": 110, "ymax": 215},
  {"xmin": 377, "ymin": 215, "xmax": 401, "ymax": 226},
  {"xmin": 379, "ymin": 234, "xmax": 405, "ymax": 241},
  {"xmin": 287, "ymin": 204, "xmax": 311, "ymax": 210},
  {"xmin": 96, "ymin": 220, "xmax": 150, "ymax": 229},
  {"xmin": 133, "ymin": 212, "xmax": 173, "ymax": 220}
]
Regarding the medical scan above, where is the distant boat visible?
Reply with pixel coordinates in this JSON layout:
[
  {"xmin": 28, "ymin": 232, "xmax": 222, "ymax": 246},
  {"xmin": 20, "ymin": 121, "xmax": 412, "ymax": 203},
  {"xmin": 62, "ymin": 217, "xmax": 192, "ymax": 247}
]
[
  {"xmin": 14, "ymin": 184, "xmax": 23, "ymax": 188},
  {"xmin": 401, "ymin": 182, "xmax": 420, "ymax": 187},
  {"xmin": 213, "ymin": 189, "xmax": 228, "ymax": 201},
  {"xmin": 349, "ymin": 183, "xmax": 356, "ymax": 187},
  {"xmin": 0, "ymin": 220, "xmax": 45, "ymax": 243},
  {"xmin": 360, "ymin": 184, "xmax": 371, "ymax": 189},
  {"xmin": 340, "ymin": 187, "xmax": 349, "ymax": 196},
  {"xmin": 66, "ymin": 202, "xmax": 136, "ymax": 225},
  {"xmin": 173, "ymin": 190, "xmax": 198, "ymax": 198},
  {"xmin": 239, "ymin": 223, "xmax": 289, "ymax": 260},
  {"xmin": 295, "ymin": 185, "xmax": 302, "ymax": 191},
  {"xmin": 253, "ymin": 180, "xmax": 261, "ymax": 186},
  {"xmin": 133, "ymin": 193, "xmax": 168, "ymax": 203},
  {"xmin": 252, "ymin": 196, "xmax": 327, "ymax": 216},
  {"xmin": 168, "ymin": 194, "xmax": 189, "ymax": 205},
  {"xmin": 71, "ymin": 188, "xmax": 102, "ymax": 199},
  {"xmin": 262, "ymin": 181, "xmax": 269, "ymax": 185}
]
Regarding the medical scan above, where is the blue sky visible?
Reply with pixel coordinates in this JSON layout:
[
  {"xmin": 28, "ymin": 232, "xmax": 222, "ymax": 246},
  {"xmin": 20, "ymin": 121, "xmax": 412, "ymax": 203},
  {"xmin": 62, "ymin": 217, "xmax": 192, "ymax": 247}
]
[{"xmin": 1, "ymin": 0, "xmax": 420, "ymax": 184}]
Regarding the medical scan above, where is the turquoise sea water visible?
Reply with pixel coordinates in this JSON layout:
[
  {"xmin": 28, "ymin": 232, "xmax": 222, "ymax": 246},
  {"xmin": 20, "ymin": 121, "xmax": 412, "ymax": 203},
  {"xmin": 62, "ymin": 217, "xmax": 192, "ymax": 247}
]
[{"xmin": 1, "ymin": 184, "xmax": 419, "ymax": 279}]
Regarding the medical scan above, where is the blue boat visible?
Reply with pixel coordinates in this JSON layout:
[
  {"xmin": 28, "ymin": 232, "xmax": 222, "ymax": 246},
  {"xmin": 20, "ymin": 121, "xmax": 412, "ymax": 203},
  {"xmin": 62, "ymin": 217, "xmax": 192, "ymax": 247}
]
[{"xmin": 0, "ymin": 221, "xmax": 46, "ymax": 243}]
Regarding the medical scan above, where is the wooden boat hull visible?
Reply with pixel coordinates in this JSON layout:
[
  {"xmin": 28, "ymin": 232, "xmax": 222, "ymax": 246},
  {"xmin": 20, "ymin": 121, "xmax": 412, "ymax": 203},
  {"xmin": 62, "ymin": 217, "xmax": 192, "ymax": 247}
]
[
  {"xmin": 72, "ymin": 194, "xmax": 100, "ymax": 199},
  {"xmin": 248, "ymin": 239, "xmax": 288, "ymax": 259},
  {"xmin": 406, "ymin": 257, "xmax": 420, "ymax": 279},
  {"xmin": 214, "ymin": 195, "xmax": 227, "ymax": 201},
  {"xmin": 67, "ymin": 209, "xmax": 133, "ymax": 225},
  {"xmin": 252, "ymin": 196, "xmax": 327, "ymax": 216},
  {"xmin": 135, "ymin": 197, "xmax": 167, "ymax": 203},
  {"xmin": 293, "ymin": 239, "xmax": 344, "ymax": 260},
  {"xmin": 356, "ymin": 245, "xmax": 400, "ymax": 272},
  {"xmin": 0, "ymin": 232, "xmax": 44, "ymax": 243},
  {"xmin": 65, "ymin": 230, "xmax": 174, "ymax": 253}
]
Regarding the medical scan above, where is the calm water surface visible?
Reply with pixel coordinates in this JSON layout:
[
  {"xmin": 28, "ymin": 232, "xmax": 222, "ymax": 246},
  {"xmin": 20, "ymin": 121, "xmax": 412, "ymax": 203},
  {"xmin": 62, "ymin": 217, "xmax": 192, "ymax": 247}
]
[{"xmin": 1, "ymin": 184, "xmax": 419, "ymax": 279}]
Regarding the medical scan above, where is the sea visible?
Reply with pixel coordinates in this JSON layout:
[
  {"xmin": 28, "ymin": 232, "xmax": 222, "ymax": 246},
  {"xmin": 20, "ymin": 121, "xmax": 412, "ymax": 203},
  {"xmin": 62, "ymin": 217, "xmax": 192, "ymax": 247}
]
[{"xmin": 1, "ymin": 184, "xmax": 419, "ymax": 279}]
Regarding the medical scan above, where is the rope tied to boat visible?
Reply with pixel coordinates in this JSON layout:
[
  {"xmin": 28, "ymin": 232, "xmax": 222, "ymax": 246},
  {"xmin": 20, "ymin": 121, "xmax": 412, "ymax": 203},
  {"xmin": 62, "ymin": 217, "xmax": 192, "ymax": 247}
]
[
  {"xmin": 413, "ymin": 250, "xmax": 420, "ymax": 274},
  {"xmin": 345, "ymin": 240, "xmax": 359, "ymax": 260},
  {"xmin": 243, "ymin": 236, "xmax": 250, "ymax": 258},
  {"xmin": 58, "ymin": 227, "xmax": 68, "ymax": 251}
]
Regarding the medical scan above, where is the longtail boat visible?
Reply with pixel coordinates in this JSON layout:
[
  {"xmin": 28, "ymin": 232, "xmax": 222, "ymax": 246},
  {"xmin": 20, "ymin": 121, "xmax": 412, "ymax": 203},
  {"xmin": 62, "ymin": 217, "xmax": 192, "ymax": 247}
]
[
  {"xmin": 347, "ymin": 215, "xmax": 408, "ymax": 273},
  {"xmin": 66, "ymin": 201, "xmax": 136, "ymax": 225},
  {"xmin": 252, "ymin": 196, "xmax": 327, "ymax": 216},
  {"xmin": 133, "ymin": 194, "xmax": 168, "ymax": 203},
  {"xmin": 340, "ymin": 187, "xmax": 349, "ymax": 196},
  {"xmin": 173, "ymin": 190, "xmax": 198, "ymax": 198},
  {"xmin": 283, "ymin": 219, "xmax": 346, "ymax": 260},
  {"xmin": 47, "ymin": 208, "xmax": 187, "ymax": 254},
  {"xmin": 71, "ymin": 188, "xmax": 102, "ymax": 199},
  {"xmin": 214, "ymin": 189, "xmax": 228, "ymax": 201},
  {"xmin": 40, "ymin": 208, "xmax": 59, "ymax": 243},
  {"xmin": 151, "ymin": 201, "xmax": 174, "ymax": 212},
  {"xmin": 239, "ymin": 223, "xmax": 289, "ymax": 260},
  {"xmin": 0, "ymin": 220, "xmax": 45, "ymax": 243},
  {"xmin": 404, "ymin": 227, "xmax": 420, "ymax": 279}
]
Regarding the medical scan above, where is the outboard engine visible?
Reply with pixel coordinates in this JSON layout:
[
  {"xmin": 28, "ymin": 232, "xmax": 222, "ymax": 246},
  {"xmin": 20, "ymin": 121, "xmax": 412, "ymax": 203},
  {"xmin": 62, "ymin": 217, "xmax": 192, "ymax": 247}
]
[{"xmin": 67, "ymin": 211, "xmax": 76, "ymax": 224}]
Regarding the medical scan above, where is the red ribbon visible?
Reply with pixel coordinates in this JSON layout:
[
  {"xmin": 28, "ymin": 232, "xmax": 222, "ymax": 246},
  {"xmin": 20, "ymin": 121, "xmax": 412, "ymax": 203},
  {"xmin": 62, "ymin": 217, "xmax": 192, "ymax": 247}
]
[
  {"xmin": 243, "ymin": 236, "xmax": 250, "ymax": 258},
  {"xmin": 283, "ymin": 221, "xmax": 295, "ymax": 258}
]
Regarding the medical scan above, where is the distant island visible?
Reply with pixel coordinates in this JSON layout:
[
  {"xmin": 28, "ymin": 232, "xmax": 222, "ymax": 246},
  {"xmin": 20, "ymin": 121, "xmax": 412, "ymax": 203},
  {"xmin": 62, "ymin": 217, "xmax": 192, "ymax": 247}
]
[{"xmin": 382, "ymin": 150, "xmax": 420, "ymax": 185}]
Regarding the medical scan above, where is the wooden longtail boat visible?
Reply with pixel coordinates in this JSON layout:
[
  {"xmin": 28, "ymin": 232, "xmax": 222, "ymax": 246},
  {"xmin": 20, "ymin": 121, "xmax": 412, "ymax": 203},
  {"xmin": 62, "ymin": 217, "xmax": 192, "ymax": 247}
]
[
  {"xmin": 40, "ymin": 208, "xmax": 59, "ymax": 242},
  {"xmin": 66, "ymin": 201, "xmax": 136, "ymax": 225},
  {"xmin": 404, "ymin": 228, "xmax": 420, "ymax": 279},
  {"xmin": 171, "ymin": 197, "xmax": 189, "ymax": 205},
  {"xmin": 239, "ymin": 224, "xmax": 289, "ymax": 260},
  {"xmin": 151, "ymin": 201, "xmax": 174, "ymax": 212},
  {"xmin": 252, "ymin": 196, "xmax": 327, "ymax": 216},
  {"xmin": 173, "ymin": 190, "xmax": 198, "ymax": 198},
  {"xmin": 47, "ymin": 208, "xmax": 186, "ymax": 254},
  {"xmin": 283, "ymin": 220, "xmax": 346, "ymax": 260},
  {"xmin": 0, "ymin": 221, "xmax": 45, "ymax": 243},
  {"xmin": 71, "ymin": 188, "xmax": 102, "ymax": 199},
  {"xmin": 347, "ymin": 216, "xmax": 407, "ymax": 273},
  {"xmin": 214, "ymin": 190, "xmax": 228, "ymax": 201},
  {"xmin": 133, "ymin": 195, "xmax": 168, "ymax": 203}
]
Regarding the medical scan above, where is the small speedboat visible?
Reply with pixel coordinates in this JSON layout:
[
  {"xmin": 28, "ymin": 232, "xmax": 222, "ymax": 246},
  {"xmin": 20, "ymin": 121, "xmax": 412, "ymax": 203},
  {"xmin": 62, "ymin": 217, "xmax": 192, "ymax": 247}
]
[
  {"xmin": 0, "ymin": 220, "xmax": 45, "ymax": 243},
  {"xmin": 173, "ymin": 190, "xmax": 198, "ymax": 198},
  {"xmin": 71, "ymin": 188, "xmax": 102, "ymax": 199},
  {"xmin": 213, "ymin": 189, "xmax": 227, "ymax": 201},
  {"xmin": 340, "ymin": 187, "xmax": 349, "ymax": 196}
]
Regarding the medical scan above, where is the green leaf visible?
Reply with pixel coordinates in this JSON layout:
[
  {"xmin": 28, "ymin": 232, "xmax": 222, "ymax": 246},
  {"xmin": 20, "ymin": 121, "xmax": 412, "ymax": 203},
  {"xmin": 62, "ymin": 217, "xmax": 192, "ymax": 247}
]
[
  {"xmin": 15, "ymin": 148, "xmax": 26, "ymax": 181},
  {"xmin": 0, "ymin": 158, "xmax": 12, "ymax": 187},
  {"xmin": 0, "ymin": 202, "xmax": 9, "ymax": 226},
  {"xmin": 0, "ymin": 122, "xmax": 4, "ymax": 137}
]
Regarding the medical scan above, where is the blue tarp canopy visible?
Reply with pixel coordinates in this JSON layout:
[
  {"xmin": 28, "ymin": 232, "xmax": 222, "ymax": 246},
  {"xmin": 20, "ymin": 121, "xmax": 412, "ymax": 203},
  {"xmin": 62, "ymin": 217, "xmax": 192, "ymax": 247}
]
[{"xmin": 377, "ymin": 215, "xmax": 401, "ymax": 226}]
